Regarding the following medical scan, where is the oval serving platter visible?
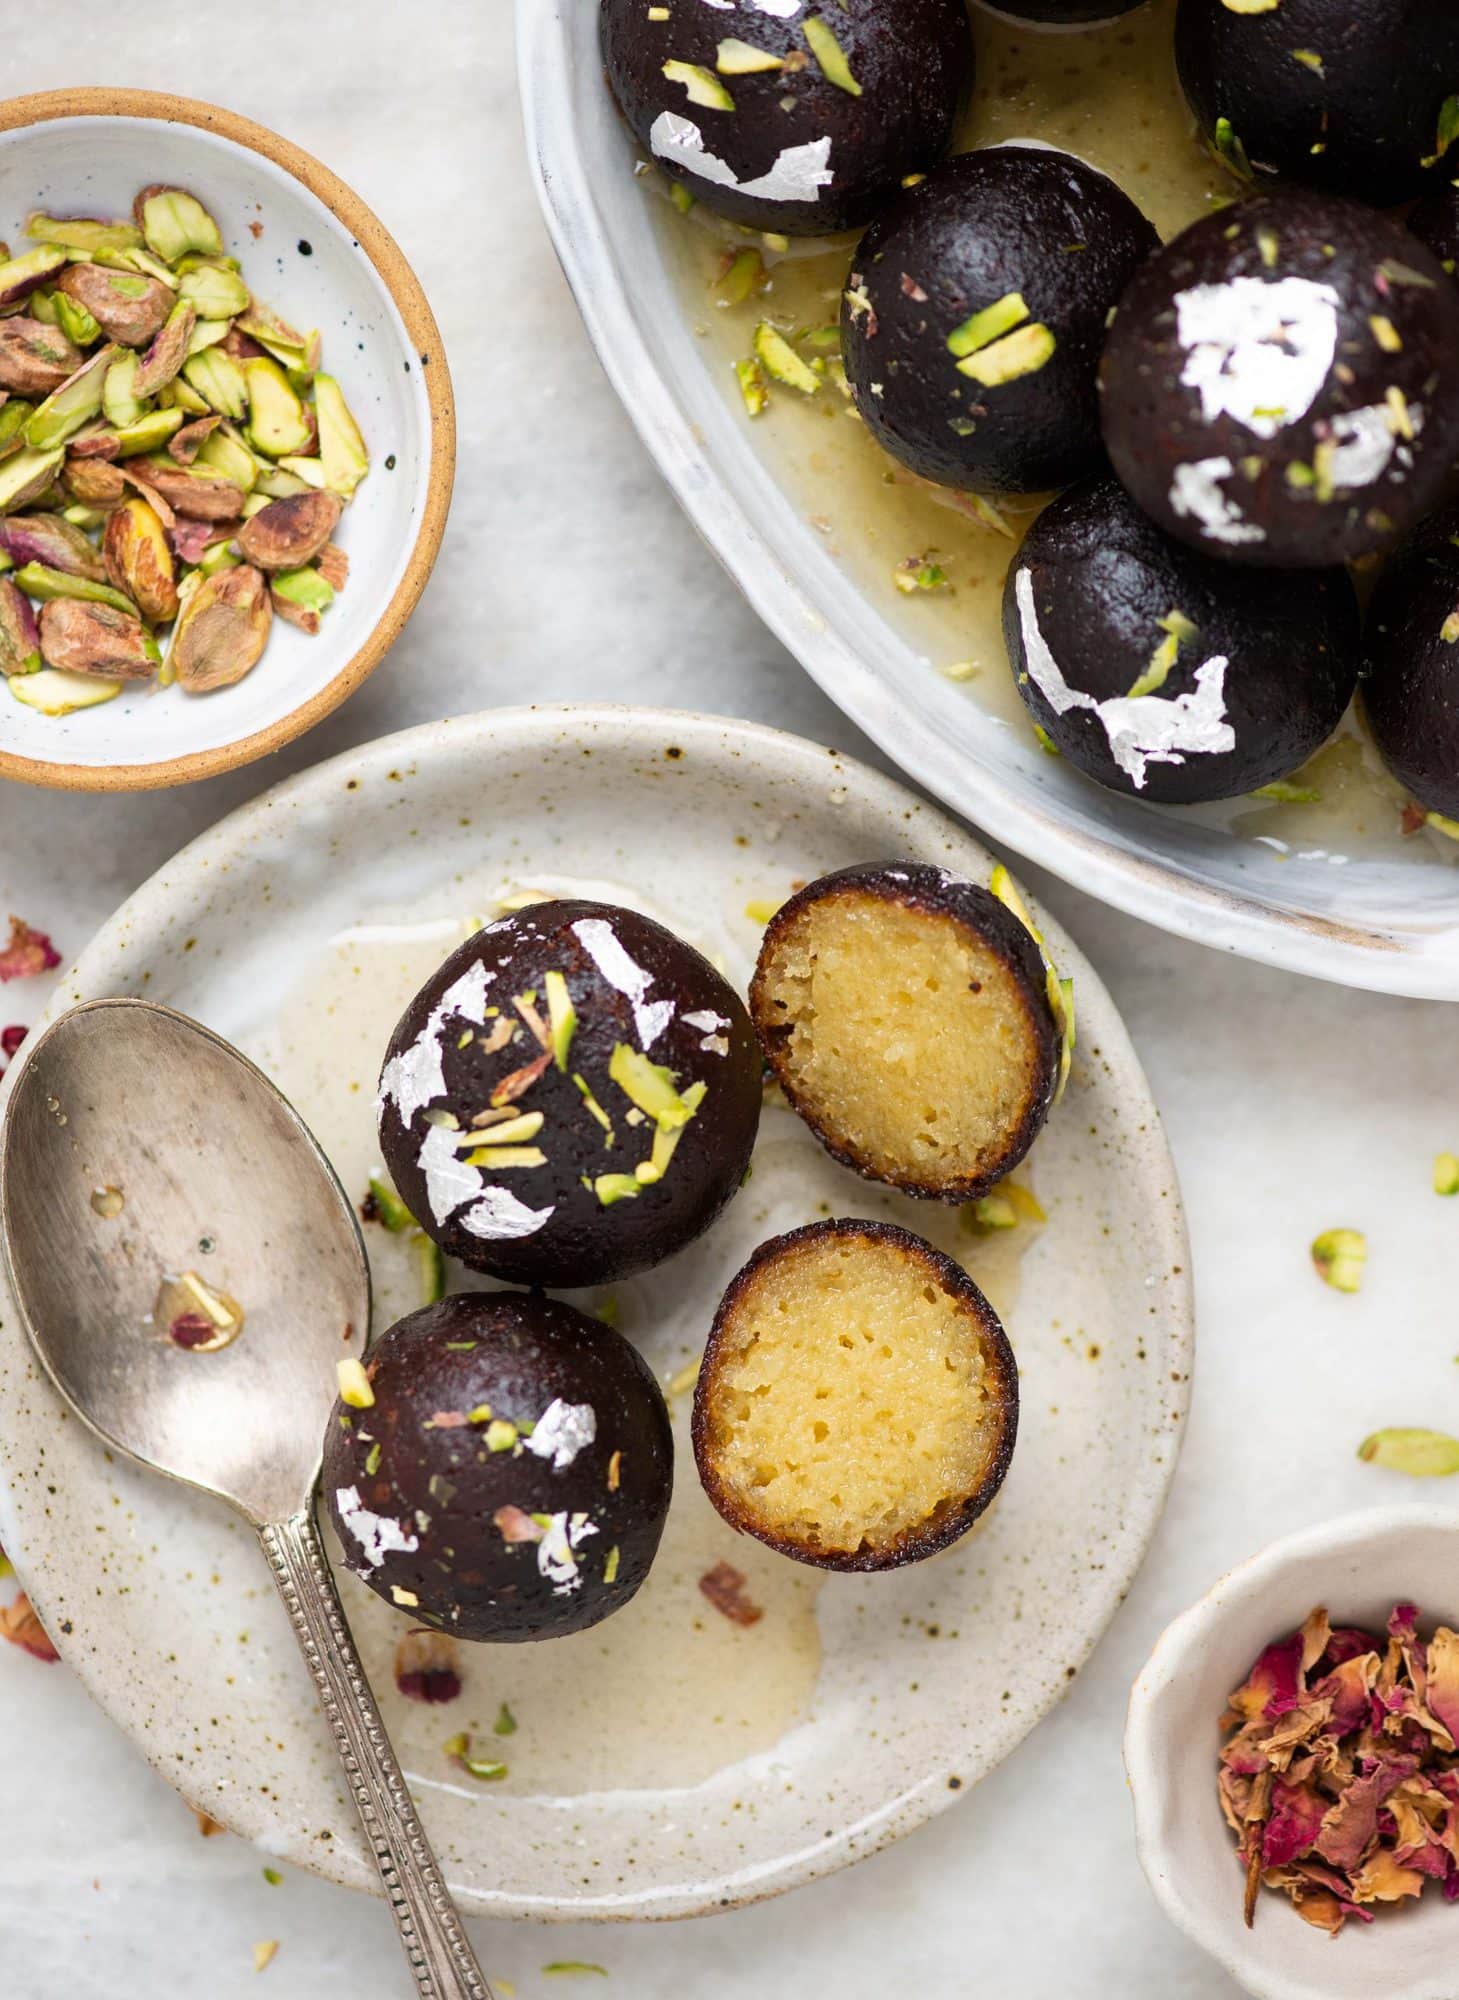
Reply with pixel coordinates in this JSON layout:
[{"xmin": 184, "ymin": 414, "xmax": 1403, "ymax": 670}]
[
  {"xmin": 0, "ymin": 704, "xmax": 1192, "ymax": 1919},
  {"xmin": 517, "ymin": 0, "xmax": 1459, "ymax": 999}
]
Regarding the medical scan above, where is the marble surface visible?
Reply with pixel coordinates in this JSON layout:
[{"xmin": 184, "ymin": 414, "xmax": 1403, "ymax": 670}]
[{"xmin": 1, "ymin": 6, "xmax": 1455, "ymax": 1995}]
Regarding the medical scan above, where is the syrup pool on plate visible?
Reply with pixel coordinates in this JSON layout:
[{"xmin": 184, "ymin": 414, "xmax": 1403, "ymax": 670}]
[
  {"xmin": 245, "ymin": 873, "xmax": 1042, "ymax": 1795},
  {"xmin": 652, "ymin": 0, "xmax": 1455, "ymax": 873}
]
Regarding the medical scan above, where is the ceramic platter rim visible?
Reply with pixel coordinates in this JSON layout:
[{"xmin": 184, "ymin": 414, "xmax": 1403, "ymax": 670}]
[
  {"xmin": 515, "ymin": 0, "xmax": 1459, "ymax": 1002},
  {"xmin": 0, "ymin": 703, "xmax": 1193, "ymax": 1920}
]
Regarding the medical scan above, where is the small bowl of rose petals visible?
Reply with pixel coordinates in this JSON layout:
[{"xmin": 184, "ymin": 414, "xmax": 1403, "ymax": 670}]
[{"xmin": 1126, "ymin": 1507, "xmax": 1459, "ymax": 2000}]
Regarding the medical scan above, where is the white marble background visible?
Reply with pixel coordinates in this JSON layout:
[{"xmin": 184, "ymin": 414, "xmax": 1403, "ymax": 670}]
[{"xmin": 1, "ymin": 5, "xmax": 1456, "ymax": 1995}]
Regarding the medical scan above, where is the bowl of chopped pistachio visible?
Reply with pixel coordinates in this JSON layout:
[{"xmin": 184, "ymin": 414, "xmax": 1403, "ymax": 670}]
[
  {"xmin": 1126, "ymin": 1506, "xmax": 1459, "ymax": 2000},
  {"xmin": 0, "ymin": 87, "xmax": 454, "ymax": 791}
]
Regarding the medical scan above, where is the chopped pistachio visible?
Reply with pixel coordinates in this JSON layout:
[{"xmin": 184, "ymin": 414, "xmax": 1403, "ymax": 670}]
[
  {"xmin": 133, "ymin": 300, "xmax": 196, "ymax": 399},
  {"xmin": 252, "ymin": 1940, "xmax": 279, "ymax": 1974},
  {"xmin": 1032, "ymin": 723, "xmax": 1059, "ymax": 757},
  {"xmin": 1128, "ymin": 608, "xmax": 1198, "ymax": 699},
  {"xmin": 734, "ymin": 356, "xmax": 768, "ymax": 418},
  {"xmin": 103, "ymin": 351, "xmax": 145, "ymax": 429},
  {"xmin": 802, "ymin": 15, "xmax": 861, "ymax": 94},
  {"xmin": 592, "ymin": 1172, "xmax": 643, "ymax": 1206},
  {"xmin": 110, "ymin": 408, "xmax": 188, "ymax": 459},
  {"xmin": 1434, "ymin": 1152, "xmax": 1459, "ymax": 1197},
  {"xmin": 244, "ymin": 356, "xmax": 312, "ymax": 458},
  {"xmin": 177, "ymin": 263, "xmax": 250, "ymax": 320},
  {"xmin": 313, "ymin": 375, "xmax": 369, "ymax": 499},
  {"xmin": 366, "ymin": 1174, "xmax": 415, "ymax": 1232},
  {"xmin": 955, "ymin": 322, "xmax": 1056, "ymax": 387},
  {"xmin": 635, "ymin": 1079, "xmax": 706, "ymax": 1183},
  {"xmin": 492, "ymin": 1702, "xmax": 518, "ymax": 1737},
  {"xmin": 713, "ymin": 247, "xmax": 764, "ymax": 310},
  {"xmin": 336, "ymin": 1357, "xmax": 375, "ymax": 1408},
  {"xmin": 716, "ymin": 36, "xmax": 785, "ymax": 73},
  {"xmin": 668, "ymin": 180, "xmax": 696, "ymax": 216},
  {"xmin": 603, "ymin": 1546, "xmax": 621, "ymax": 1586},
  {"xmin": 662, "ymin": 59, "xmax": 735, "ymax": 111},
  {"xmin": 1254, "ymin": 780, "xmax": 1321, "ymax": 804},
  {"xmin": 467, "ymin": 1403, "xmax": 493, "ymax": 1424},
  {"xmin": 12, "ymin": 562, "xmax": 137, "ymax": 617},
  {"xmin": 1369, "ymin": 314, "xmax": 1402, "ymax": 353},
  {"xmin": 196, "ymin": 424, "xmax": 260, "ymax": 493},
  {"xmin": 53, "ymin": 291, "xmax": 101, "ymax": 349},
  {"xmin": 1003, "ymin": 1180, "xmax": 1048, "ymax": 1225},
  {"xmin": 136, "ymin": 185, "xmax": 224, "ymax": 264},
  {"xmin": 609, "ymin": 1042, "xmax": 696, "ymax": 1129},
  {"xmin": 1311, "ymin": 1227, "xmax": 1366, "ymax": 1293},
  {"xmin": 414, "ymin": 1233, "xmax": 445, "ymax": 1305},
  {"xmin": 8, "ymin": 664, "xmax": 121, "ymax": 714},
  {"xmin": 0, "ymin": 244, "xmax": 68, "ymax": 309},
  {"xmin": 966, "ymin": 1192, "xmax": 1017, "ymax": 1232},
  {"xmin": 182, "ymin": 347, "xmax": 249, "ymax": 421},
  {"xmin": 572, "ymin": 1072, "xmax": 615, "ymax": 1142},
  {"xmin": 894, "ymin": 554, "xmax": 949, "ymax": 594},
  {"xmin": 540, "ymin": 967, "xmax": 577, "ymax": 1073},
  {"xmin": 1289, "ymin": 47, "xmax": 1324, "ymax": 75},
  {"xmin": 1357, "ymin": 1428, "xmax": 1459, "ymax": 1477},
  {"xmin": 1424, "ymin": 96, "xmax": 1459, "ymax": 168},
  {"xmin": 1213, "ymin": 116, "xmax": 1253, "ymax": 178},
  {"xmin": 364, "ymin": 1441, "xmax": 382, "ymax": 1477},
  {"xmin": 25, "ymin": 212, "xmax": 142, "ymax": 255},
  {"xmin": 946, "ymin": 291, "xmax": 1029, "ymax": 360},
  {"xmin": 1255, "ymin": 227, "xmax": 1280, "ymax": 269},
  {"xmin": 744, "ymin": 898, "xmax": 781, "ymax": 924},
  {"xmin": 485, "ymin": 1418, "xmax": 519, "ymax": 1452},
  {"xmin": 0, "ymin": 444, "xmax": 66, "ymax": 514},
  {"xmin": 461, "ymin": 1752, "xmax": 508, "ymax": 1781},
  {"xmin": 26, "ymin": 344, "xmax": 118, "ymax": 451},
  {"xmin": 752, "ymin": 320, "xmax": 819, "ymax": 395},
  {"xmin": 391, "ymin": 1586, "xmax": 419, "ymax": 1608}
]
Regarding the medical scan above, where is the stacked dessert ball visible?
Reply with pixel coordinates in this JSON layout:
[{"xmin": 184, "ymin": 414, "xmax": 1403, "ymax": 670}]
[
  {"xmin": 324, "ymin": 854, "xmax": 1069, "ymax": 1631},
  {"xmin": 600, "ymin": 0, "xmax": 1459, "ymax": 818}
]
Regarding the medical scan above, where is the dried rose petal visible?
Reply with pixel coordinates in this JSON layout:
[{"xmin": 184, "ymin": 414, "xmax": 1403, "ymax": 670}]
[
  {"xmin": 1263, "ymin": 1778, "xmax": 1328, "ymax": 1867},
  {"xmin": 0, "ymin": 917, "xmax": 59, "ymax": 981},
  {"xmin": 394, "ymin": 1628, "xmax": 462, "ymax": 1705},
  {"xmin": 1311, "ymin": 1651, "xmax": 1379, "ymax": 1735},
  {"xmin": 1350, "ymin": 1846, "xmax": 1426, "ymax": 1905},
  {"xmin": 1315, "ymin": 1757, "xmax": 1420, "ymax": 1871},
  {"xmin": 169, "ymin": 1312, "xmax": 215, "ymax": 1349},
  {"xmin": 1, "ymin": 1025, "xmax": 25, "ymax": 1059},
  {"xmin": 698, "ymin": 1561, "xmax": 763, "ymax": 1627},
  {"xmin": 1322, "ymin": 1625, "xmax": 1382, "ymax": 1667},
  {"xmin": 493, "ymin": 1505, "xmax": 543, "ymax": 1545},
  {"xmin": 424, "ymin": 1410, "xmax": 469, "ymax": 1429},
  {"xmin": 1227, "ymin": 1633, "xmax": 1305, "ymax": 1724},
  {"xmin": 0, "ymin": 1592, "xmax": 59, "ymax": 1662},
  {"xmin": 1426, "ymin": 1625, "xmax": 1459, "ymax": 1743}
]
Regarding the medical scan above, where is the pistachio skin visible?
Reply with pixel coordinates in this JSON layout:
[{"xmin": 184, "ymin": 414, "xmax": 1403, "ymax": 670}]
[
  {"xmin": 132, "ymin": 300, "xmax": 196, "ymax": 399},
  {"xmin": 62, "ymin": 458, "xmax": 125, "ymax": 508},
  {"xmin": 55, "ymin": 262, "xmax": 172, "ymax": 348},
  {"xmin": 0, "ymin": 317, "xmax": 82, "ymax": 396},
  {"xmin": 236, "ymin": 488, "xmax": 341, "ymax": 571},
  {"xmin": 37, "ymin": 598, "xmax": 159, "ymax": 679},
  {"xmin": 133, "ymin": 460, "xmax": 245, "ymax": 521},
  {"xmin": 0, "ymin": 511, "xmax": 108, "ymax": 582},
  {"xmin": 103, "ymin": 497, "xmax": 179, "ymax": 625},
  {"xmin": 0, "ymin": 577, "xmax": 42, "ymax": 676},
  {"xmin": 170, "ymin": 563, "xmax": 271, "ymax": 693},
  {"xmin": 321, "ymin": 1292, "xmax": 675, "ymax": 1642}
]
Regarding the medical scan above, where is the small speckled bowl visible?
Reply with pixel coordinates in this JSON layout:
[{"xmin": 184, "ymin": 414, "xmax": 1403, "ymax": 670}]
[
  {"xmin": 1126, "ymin": 1506, "xmax": 1459, "ymax": 2000},
  {"xmin": 0, "ymin": 87, "xmax": 454, "ymax": 792},
  {"xmin": 0, "ymin": 705, "xmax": 1192, "ymax": 1919}
]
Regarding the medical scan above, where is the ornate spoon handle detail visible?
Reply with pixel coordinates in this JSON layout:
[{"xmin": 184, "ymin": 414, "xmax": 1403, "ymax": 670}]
[{"xmin": 259, "ymin": 1510, "xmax": 494, "ymax": 2000}]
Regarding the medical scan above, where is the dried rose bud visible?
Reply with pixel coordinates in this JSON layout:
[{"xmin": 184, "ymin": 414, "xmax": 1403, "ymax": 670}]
[
  {"xmin": 0, "ymin": 917, "xmax": 59, "ymax": 980},
  {"xmin": 55, "ymin": 261, "xmax": 172, "ymax": 349},
  {"xmin": 0, "ymin": 511, "xmax": 107, "ymax": 581},
  {"xmin": 63, "ymin": 457, "xmax": 125, "ymax": 508},
  {"xmin": 170, "ymin": 564, "xmax": 271, "ymax": 694},
  {"xmin": 0, "ymin": 577, "xmax": 42, "ymax": 676},
  {"xmin": 394, "ymin": 1629, "xmax": 462, "ymax": 1705},
  {"xmin": 37, "ymin": 598, "xmax": 161, "ymax": 680},
  {"xmin": 132, "ymin": 300, "xmax": 196, "ymax": 400},
  {"xmin": 136, "ymin": 459, "xmax": 244, "ymax": 521},
  {"xmin": 237, "ymin": 488, "xmax": 342, "ymax": 572},
  {"xmin": 103, "ymin": 497, "xmax": 179, "ymax": 625},
  {"xmin": 0, "ymin": 315, "xmax": 82, "ymax": 396}
]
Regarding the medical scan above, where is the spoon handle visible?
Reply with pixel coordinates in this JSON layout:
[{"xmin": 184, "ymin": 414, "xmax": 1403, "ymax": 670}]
[{"xmin": 260, "ymin": 1511, "xmax": 495, "ymax": 2000}]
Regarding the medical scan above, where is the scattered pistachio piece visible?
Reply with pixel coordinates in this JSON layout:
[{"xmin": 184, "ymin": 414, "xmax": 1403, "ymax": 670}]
[
  {"xmin": 1311, "ymin": 1227, "xmax": 1366, "ymax": 1293},
  {"xmin": 802, "ymin": 15, "xmax": 861, "ymax": 94},
  {"xmin": 752, "ymin": 320, "xmax": 819, "ymax": 395},
  {"xmin": 414, "ymin": 1233, "xmax": 446, "ymax": 1305},
  {"xmin": 336, "ymin": 1358, "xmax": 374, "ymax": 1409},
  {"xmin": 544, "ymin": 969, "xmax": 577, "ymax": 1071},
  {"xmin": 136, "ymin": 185, "xmax": 224, "ymax": 264},
  {"xmin": 8, "ymin": 664, "xmax": 121, "ymax": 714},
  {"xmin": 955, "ymin": 322, "xmax": 1056, "ymax": 387},
  {"xmin": 485, "ymin": 1418, "xmax": 519, "ymax": 1453},
  {"xmin": 1357, "ymin": 1428, "xmax": 1459, "ymax": 1477},
  {"xmin": 1433, "ymin": 1152, "xmax": 1459, "ymax": 1197},
  {"xmin": 493, "ymin": 1702, "xmax": 517, "ymax": 1737},
  {"xmin": 662, "ymin": 59, "xmax": 735, "ymax": 112},
  {"xmin": 608, "ymin": 1043, "xmax": 696, "ymax": 1129},
  {"xmin": 1253, "ymin": 779, "xmax": 1321, "ymax": 804},
  {"xmin": 592, "ymin": 1172, "xmax": 643, "ymax": 1207},
  {"xmin": 603, "ymin": 1546, "xmax": 621, "ymax": 1585},
  {"xmin": 893, "ymin": 553, "xmax": 949, "ymax": 594},
  {"xmin": 734, "ymin": 356, "xmax": 768, "ymax": 418},
  {"xmin": 946, "ymin": 292, "xmax": 1029, "ymax": 360}
]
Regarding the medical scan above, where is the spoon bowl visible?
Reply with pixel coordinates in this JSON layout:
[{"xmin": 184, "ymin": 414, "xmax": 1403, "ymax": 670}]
[
  {"xmin": 0, "ymin": 998, "xmax": 494, "ymax": 2000},
  {"xmin": 1, "ymin": 998, "xmax": 368, "ymax": 1526}
]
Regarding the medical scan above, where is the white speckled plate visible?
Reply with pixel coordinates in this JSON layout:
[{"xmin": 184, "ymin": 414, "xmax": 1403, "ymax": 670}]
[{"xmin": 0, "ymin": 704, "xmax": 1192, "ymax": 1920}]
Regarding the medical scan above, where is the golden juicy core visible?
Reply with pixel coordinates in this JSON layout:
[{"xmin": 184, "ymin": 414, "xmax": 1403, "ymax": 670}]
[
  {"xmin": 702, "ymin": 1232, "xmax": 1002, "ymax": 1558},
  {"xmin": 758, "ymin": 891, "xmax": 1038, "ymax": 1189}
]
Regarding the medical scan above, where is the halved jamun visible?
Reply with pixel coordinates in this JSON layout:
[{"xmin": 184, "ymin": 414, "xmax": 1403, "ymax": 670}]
[
  {"xmin": 1100, "ymin": 191, "xmax": 1459, "ymax": 568},
  {"xmin": 323, "ymin": 1292, "xmax": 674, "ymax": 1642},
  {"xmin": 1361, "ymin": 501, "xmax": 1459, "ymax": 823},
  {"xmin": 1174, "ymin": 0, "xmax": 1459, "ymax": 208},
  {"xmin": 693, "ymin": 1219, "xmax": 1018, "ymax": 1572},
  {"xmin": 1005, "ymin": 473, "xmax": 1360, "ymax": 803},
  {"xmin": 601, "ymin": 0, "xmax": 974, "ymax": 236},
  {"xmin": 377, "ymin": 900, "xmax": 761, "ymax": 1288},
  {"xmin": 842, "ymin": 146, "xmax": 1157, "ymax": 492},
  {"xmin": 750, "ymin": 863, "xmax": 1061, "ymax": 1201}
]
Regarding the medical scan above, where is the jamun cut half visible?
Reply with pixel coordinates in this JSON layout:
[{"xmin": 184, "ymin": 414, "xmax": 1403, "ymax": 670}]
[
  {"xmin": 693, "ymin": 1219, "xmax": 1019, "ymax": 1572},
  {"xmin": 750, "ymin": 863, "xmax": 1062, "ymax": 1202}
]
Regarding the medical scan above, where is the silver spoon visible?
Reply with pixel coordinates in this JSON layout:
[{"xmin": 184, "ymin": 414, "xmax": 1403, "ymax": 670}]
[{"xmin": 0, "ymin": 997, "xmax": 493, "ymax": 2000}]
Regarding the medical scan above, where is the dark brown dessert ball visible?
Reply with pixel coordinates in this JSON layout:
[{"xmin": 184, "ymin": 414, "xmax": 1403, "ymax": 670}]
[
  {"xmin": 1361, "ymin": 501, "xmax": 1459, "ymax": 822},
  {"xmin": 693, "ymin": 1219, "xmax": 1018, "ymax": 1571},
  {"xmin": 841, "ymin": 146, "xmax": 1158, "ymax": 493},
  {"xmin": 600, "ymin": 0, "xmax": 974, "ymax": 236},
  {"xmin": 981, "ymin": 0, "xmax": 1144, "ymax": 20},
  {"xmin": 1408, "ymin": 181, "xmax": 1459, "ymax": 276},
  {"xmin": 1175, "ymin": 0, "xmax": 1459, "ymax": 209},
  {"xmin": 1005, "ymin": 474, "xmax": 1360, "ymax": 803},
  {"xmin": 1100, "ymin": 191, "xmax": 1459, "ymax": 568},
  {"xmin": 323, "ymin": 1293, "xmax": 673, "ymax": 1642},
  {"xmin": 377, "ymin": 901, "xmax": 761, "ymax": 1288},
  {"xmin": 750, "ymin": 862, "xmax": 1061, "ymax": 1200}
]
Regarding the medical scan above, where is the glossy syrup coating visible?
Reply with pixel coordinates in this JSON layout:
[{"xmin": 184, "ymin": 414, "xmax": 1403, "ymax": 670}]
[
  {"xmin": 1175, "ymin": 0, "xmax": 1459, "ymax": 208},
  {"xmin": 601, "ymin": 0, "xmax": 974, "ymax": 235},
  {"xmin": 322, "ymin": 1293, "xmax": 674, "ymax": 1642},
  {"xmin": 1100, "ymin": 191, "xmax": 1459, "ymax": 568},
  {"xmin": 979, "ymin": 0, "xmax": 1144, "ymax": 20},
  {"xmin": 1361, "ymin": 501, "xmax": 1459, "ymax": 822},
  {"xmin": 841, "ymin": 147, "xmax": 1157, "ymax": 493},
  {"xmin": 377, "ymin": 900, "xmax": 762, "ymax": 1288},
  {"xmin": 1004, "ymin": 474, "xmax": 1359, "ymax": 805}
]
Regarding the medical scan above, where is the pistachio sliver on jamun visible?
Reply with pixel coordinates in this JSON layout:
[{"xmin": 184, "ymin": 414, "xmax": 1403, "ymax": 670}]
[
  {"xmin": 749, "ymin": 862, "xmax": 1062, "ymax": 1202},
  {"xmin": 693, "ymin": 1218, "xmax": 1018, "ymax": 1571}
]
